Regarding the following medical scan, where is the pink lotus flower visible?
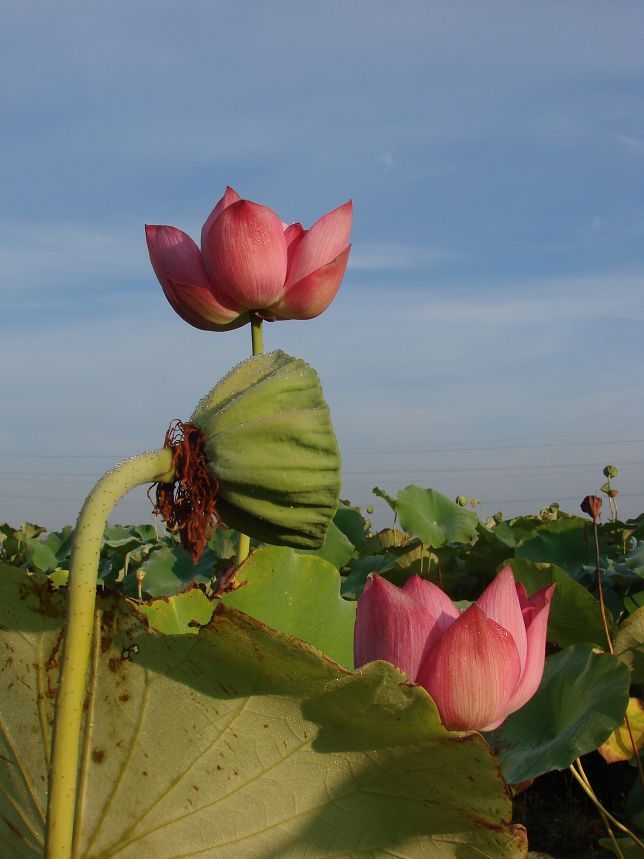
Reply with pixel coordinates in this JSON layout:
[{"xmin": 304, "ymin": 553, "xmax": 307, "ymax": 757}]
[
  {"xmin": 146, "ymin": 187, "xmax": 352, "ymax": 330},
  {"xmin": 354, "ymin": 565, "xmax": 555, "ymax": 732}
]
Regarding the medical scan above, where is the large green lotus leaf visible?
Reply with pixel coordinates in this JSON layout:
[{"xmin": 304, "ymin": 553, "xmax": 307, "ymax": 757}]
[
  {"xmin": 490, "ymin": 644, "xmax": 630, "ymax": 784},
  {"xmin": 190, "ymin": 350, "xmax": 341, "ymax": 550},
  {"xmin": 395, "ymin": 486, "xmax": 479, "ymax": 548},
  {"xmin": 139, "ymin": 588, "xmax": 215, "ymax": 634},
  {"xmin": 504, "ymin": 558, "xmax": 608, "ymax": 648},
  {"xmin": 615, "ymin": 605, "xmax": 644, "ymax": 684},
  {"xmin": 0, "ymin": 564, "xmax": 527, "ymax": 858},
  {"xmin": 218, "ymin": 547, "xmax": 356, "ymax": 668},
  {"xmin": 340, "ymin": 554, "xmax": 398, "ymax": 600},
  {"xmin": 600, "ymin": 837, "xmax": 644, "ymax": 858}
]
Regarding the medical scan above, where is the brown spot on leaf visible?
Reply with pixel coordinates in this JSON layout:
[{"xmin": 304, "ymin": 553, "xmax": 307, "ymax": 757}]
[
  {"xmin": 2, "ymin": 816, "xmax": 26, "ymax": 841},
  {"xmin": 119, "ymin": 692, "xmax": 130, "ymax": 703},
  {"xmin": 92, "ymin": 749, "xmax": 105, "ymax": 764}
]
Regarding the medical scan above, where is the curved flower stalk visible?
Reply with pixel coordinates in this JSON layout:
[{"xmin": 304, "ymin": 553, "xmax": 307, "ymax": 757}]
[
  {"xmin": 146, "ymin": 186, "xmax": 352, "ymax": 328},
  {"xmin": 45, "ymin": 351, "xmax": 341, "ymax": 857},
  {"xmin": 354, "ymin": 565, "xmax": 555, "ymax": 732},
  {"xmin": 46, "ymin": 450, "xmax": 175, "ymax": 858}
]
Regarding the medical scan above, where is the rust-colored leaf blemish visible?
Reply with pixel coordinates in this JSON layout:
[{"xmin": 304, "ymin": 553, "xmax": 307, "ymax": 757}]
[
  {"xmin": 91, "ymin": 748, "xmax": 105, "ymax": 764},
  {"xmin": 45, "ymin": 630, "xmax": 64, "ymax": 672},
  {"xmin": 2, "ymin": 816, "xmax": 27, "ymax": 842},
  {"xmin": 108, "ymin": 657, "xmax": 120, "ymax": 673},
  {"xmin": 118, "ymin": 692, "xmax": 130, "ymax": 703}
]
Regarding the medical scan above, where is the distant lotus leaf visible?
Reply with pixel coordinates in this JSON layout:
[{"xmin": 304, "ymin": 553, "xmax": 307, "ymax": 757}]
[
  {"xmin": 515, "ymin": 516, "xmax": 614, "ymax": 575},
  {"xmin": 296, "ymin": 521, "xmax": 356, "ymax": 569},
  {"xmin": 0, "ymin": 564, "xmax": 526, "ymax": 858},
  {"xmin": 190, "ymin": 350, "xmax": 341, "ymax": 549},
  {"xmin": 332, "ymin": 503, "xmax": 370, "ymax": 550},
  {"xmin": 615, "ymin": 605, "xmax": 644, "ymax": 684},
  {"xmin": 396, "ymin": 485, "xmax": 479, "ymax": 548},
  {"xmin": 598, "ymin": 698, "xmax": 644, "ymax": 764},
  {"xmin": 505, "ymin": 558, "xmax": 608, "ymax": 648}
]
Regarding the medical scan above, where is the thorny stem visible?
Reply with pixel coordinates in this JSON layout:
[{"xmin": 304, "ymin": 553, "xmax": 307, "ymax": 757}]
[
  {"xmin": 235, "ymin": 313, "xmax": 264, "ymax": 567},
  {"xmin": 592, "ymin": 519, "xmax": 644, "ymax": 787},
  {"xmin": 570, "ymin": 759, "xmax": 643, "ymax": 853},
  {"xmin": 45, "ymin": 449, "xmax": 175, "ymax": 859}
]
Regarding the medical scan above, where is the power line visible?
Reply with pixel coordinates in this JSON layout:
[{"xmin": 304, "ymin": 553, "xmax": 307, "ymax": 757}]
[
  {"xmin": 1, "ymin": 459, "xmax": 642, "ymax": 481},
  {"xmin": 1, "ymin": 433, "xmax": 643, "ymax": 460}
]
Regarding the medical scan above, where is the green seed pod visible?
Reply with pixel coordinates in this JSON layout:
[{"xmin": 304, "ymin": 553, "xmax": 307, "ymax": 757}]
[
  {"xmin": 455, "ymin": 495, "xmax": 468, "ymax": 507},
  {"xmin": 190, "ymin": 350, "xmax": 341, "ymax": 549},
  {"xmin": 603, "ymin": 465, "xmax": 618, "ymax": 478}
]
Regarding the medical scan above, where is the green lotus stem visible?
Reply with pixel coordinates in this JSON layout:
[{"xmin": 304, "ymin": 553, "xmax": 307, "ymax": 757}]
[
  {"xmin": 570, "ymin": 759, "xmax": 644, "ymax": 851},
  {"xmin": 251, "ymin": 312, "xmax": 264, "ymax": 355},
  {"xmin": 235, "ymin": 313, "xmax": 264, "ymax": 567},
  {"xmin": 45, "ymin": 449, "xmax": 174, "ymax": 859},
  {"xmin": 591, "ymin": 520, "xmax": 644, "ymax": 786}
]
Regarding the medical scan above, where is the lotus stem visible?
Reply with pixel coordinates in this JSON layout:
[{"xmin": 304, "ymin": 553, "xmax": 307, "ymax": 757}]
[
  {"xmin": 235, "ymin": 313, "xmax": 264, "ymax": 566},
  {"xmin": 591, "ymin": 519, "xmax": 644, "ymax": 786},
  {"xmin": 570, "ymin": 759, "xmax": 643, "ymax": 852},
  {"xmin": 251, "ymin": 311, "xmax": 264, "ymax": 355},
  {"xmin": 45, "ymin": 449, "xmax": 175, "ymax": 859}
]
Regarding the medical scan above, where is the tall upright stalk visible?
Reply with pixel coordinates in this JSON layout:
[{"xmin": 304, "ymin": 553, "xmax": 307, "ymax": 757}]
[
  {"xmin": 45, "ymin": 449, "xmax": 174, "ymax": 859},
  {"xmin": 590, "ymin": 517, "xmax": 644, "ymax": 788},
  {"xmin": 235, "ymin": 312, "xmax": 264, "ymax": 566}
]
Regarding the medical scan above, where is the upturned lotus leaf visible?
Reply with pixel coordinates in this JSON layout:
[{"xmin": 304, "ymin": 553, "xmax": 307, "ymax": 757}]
[{"xmin": 190, "ymin": 350, "xmax": 341, "ymax": 548}]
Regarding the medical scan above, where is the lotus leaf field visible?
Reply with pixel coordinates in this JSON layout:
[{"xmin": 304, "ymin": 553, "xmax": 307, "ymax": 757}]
[{"xmin": 1, "ymin": 485, "xmax": 643, "ymax": 858}]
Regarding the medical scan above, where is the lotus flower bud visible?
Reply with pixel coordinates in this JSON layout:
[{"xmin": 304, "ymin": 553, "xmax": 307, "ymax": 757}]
[
  {"xmin": 354, "ymin": 566, "xmax": 554, "ymax": 732},
  {"xmin": 580, "ymin": 495, "xmax": 603, "ymax": 524}
]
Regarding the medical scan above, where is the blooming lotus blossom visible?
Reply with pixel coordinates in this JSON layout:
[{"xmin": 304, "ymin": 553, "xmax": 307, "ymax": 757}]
[
  {"xmin": 354, "ymin": 565, "xmax": 554, "ymax": 732},
  {"xmin": 146, "ymin": 187, "xmax": 352, "ymax": 330}
]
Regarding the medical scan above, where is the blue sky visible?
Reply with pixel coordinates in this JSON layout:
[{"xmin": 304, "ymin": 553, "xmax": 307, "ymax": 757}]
[{"xmin": 1, "ymin": 1, "xmax": 643, "ymax": 531}]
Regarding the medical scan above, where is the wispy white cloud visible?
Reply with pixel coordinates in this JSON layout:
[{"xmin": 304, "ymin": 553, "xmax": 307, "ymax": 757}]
[
  {"xmin": 614, "ymin": 133, "xmax": 644, "ymax": 153},
  {"xmin": 0, "ymin": 221, "xmax": 146, "ymax": 295},
  {"xmin": 350, "ymin": 242, "xmax": 453, "ymax": 272},
  {"xmin": 401, "ymin": 271, "xmax": 644, "ymax": 325}
]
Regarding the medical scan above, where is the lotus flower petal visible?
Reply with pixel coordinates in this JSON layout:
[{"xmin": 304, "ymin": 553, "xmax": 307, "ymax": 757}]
[
  {"xmin": 202, "ymin": 200, "xmax": 288, "ymax": 309},
  {"xmin": 285, "ymin": 201, "xmax": 352, "ymax": 288},
  {"xmin": 403, "ymin": 575, "xmax": 460, "ymax": 653},
  {"xmin": 477, "ymin": 565, "xmax": 527, "ymax": 672},
  {"xmin": 268, "ymin": 246, "xmax": 351, "ymax": 320},
  {"xmin": 354, "ymin": 574, "xmax": 439, "ymax": 682},
  {"xmin": 417, "ymin": 604, "xmax": 522, "ymax": 732},
  {"xmin": 284, "ymin": 222, "xmax": 305, "ymax": 249},
  {"xmin": 200, "ymin": 185, "xmax": 241, "ymax": 251},
  {"xmin": 145, "ymin": 225, "xmax": 243, "ymax": 330},
  {"xmin": 505, "ymin": 584, "xmax": 555, "ymax": 714}
]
